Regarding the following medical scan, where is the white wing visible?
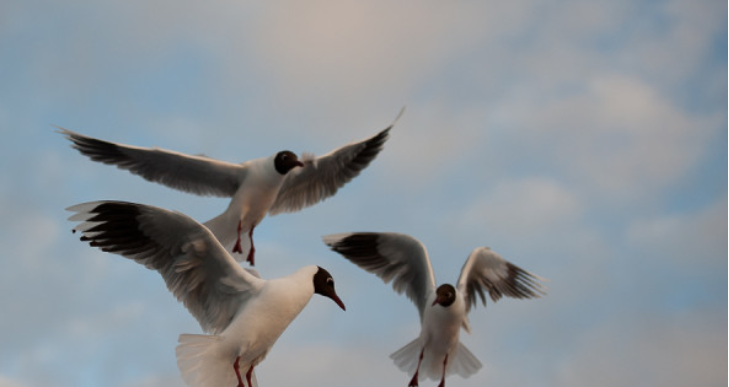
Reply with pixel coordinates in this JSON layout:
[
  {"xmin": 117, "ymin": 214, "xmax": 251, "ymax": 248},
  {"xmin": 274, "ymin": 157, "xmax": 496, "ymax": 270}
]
[
  {"xmin": 269, "ymin": 114, "xmax": 399, "ymax": 215},
  {"xmin": 457, "ymin": 247, "xmax": 547, "ymax": 313},
  {"xmin": 67, "ymin": 201, "xmax": 265, "ymax": 334},
  {"xmin": 60, "ymin": 128, "xmax": 244, "ymax": 197},
  {"xmin": 323, "ymin": 232, "xmax": 435, "ymax": 321}
]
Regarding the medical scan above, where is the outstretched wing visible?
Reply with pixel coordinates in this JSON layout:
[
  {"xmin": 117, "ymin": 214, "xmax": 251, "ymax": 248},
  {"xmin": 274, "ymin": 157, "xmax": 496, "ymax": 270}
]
[
  {"xmin": 67, "ymin": 201, "xmax": 264, "ymax": 334},
  {"xmin": 323, "ymin": 232, "xmax": 435, "ymax": 321},
  {"xmin": 457, "ymin": 247, "xmax": 547, "ymax": 313},
  {"xmin": 59, "ymin": 128, "xmax": 243, "ymax": 197},
  {"xmin": 268, "ymin": 115, "xmax": 398, "ymax": 215}
]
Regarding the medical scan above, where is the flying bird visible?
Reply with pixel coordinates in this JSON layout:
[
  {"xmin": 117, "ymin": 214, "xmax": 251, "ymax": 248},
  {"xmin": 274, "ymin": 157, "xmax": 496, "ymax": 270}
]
[
  {"xmin": 322, "ymin": 232, "xmax": 546, "ymax": 387},
  {"xmin": 69, "ymin": 200, "xmax": 346, "ymax": 387},
  {"xmin": 59, "ymin": 110, "xmax": 401, "ymax": 266}
]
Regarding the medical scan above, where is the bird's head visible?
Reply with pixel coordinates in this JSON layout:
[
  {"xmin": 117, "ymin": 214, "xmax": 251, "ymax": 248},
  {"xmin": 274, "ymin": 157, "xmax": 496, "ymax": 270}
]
[
  {"xmin": 274, "ymin": 150, "xmax": 304, "ymax": 175},
  {"xmin": 313, "ymin": 266, "xmax": 346, "ymax": 311},
  {"xmin": 432, "ymin": 284, "xmax": 456, "ymax": 307}
]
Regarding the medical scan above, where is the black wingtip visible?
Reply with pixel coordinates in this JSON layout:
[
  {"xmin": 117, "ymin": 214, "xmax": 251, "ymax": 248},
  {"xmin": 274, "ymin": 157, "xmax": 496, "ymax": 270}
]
[
  {"xmin": 392, "ymin": 106, "xmax": 406, "ymax": 126},
  {"xmin": 379, "ymin": 106, "xmax": 405, "ymax": 135}
]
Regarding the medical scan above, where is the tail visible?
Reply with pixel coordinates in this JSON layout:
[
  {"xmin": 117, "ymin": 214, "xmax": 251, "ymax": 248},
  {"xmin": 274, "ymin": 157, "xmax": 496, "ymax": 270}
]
[
  {"xmin": 176, "ymin": 334, "xmax": 258, "ymax": 387},
  {"xmin": 447, "ymin": 342, "xmax": 482, "ymax": 378},
  {"xmin": 203, "ymin": 215, "xmax": 251, "ymax": 262},
  {"xmin": 390, "ymin": 338, "xmax": 423, "ymax": 377},
  {"xmin": 390, "ymin": 339, "xmax": 482, "ymax": 381}
]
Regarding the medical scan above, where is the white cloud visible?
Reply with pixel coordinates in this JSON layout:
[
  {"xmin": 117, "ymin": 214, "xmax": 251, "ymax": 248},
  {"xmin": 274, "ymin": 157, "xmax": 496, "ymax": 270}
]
[
  {"xmin": 627, "ymin": 196, "xmax": 727, "ymax": 272},
  {"xmin": 378, "ymin": 103, "xmax": 491, "ymax": 188},
  {"xmin": 460, "ymin": 177, "xmax": 583, "ymax": 239},
  {"xmin": 119, "ymin": 375, "xmax": 186, "ymax": 387},
  {"xmin": 0, "ymin": 376, "xmax": 30, "ymax": 387},
  {"xmin": 556, "ymin": 308, "xmax": 727, "ymax": 387},
  {"xmin": 629, "ymin": 0, "xmax": 727, "ymax": 88},
  {"xmin": 507, "ymin": 75, "xmax": 718, "ymax": 199},
  {"xmin": 1, "ymin": 1, "xmax": 724, "ymax": 387},
  {"xmin": 258, "ymin": 344, "xmax": 402, "ymax": 387}
]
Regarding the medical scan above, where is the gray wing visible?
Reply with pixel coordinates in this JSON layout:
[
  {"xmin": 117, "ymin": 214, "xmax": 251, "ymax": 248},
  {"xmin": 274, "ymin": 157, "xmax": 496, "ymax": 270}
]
[
  {"xmin": 59, "ymin": 128, "xmax": 243, "ymax": 197},
  {"xmin": 67, "ymin": 201, "xmax": 264, "ymax": 334},
  {"xmin": 323, "ymin": 232, "xmax": 435, "ymax": 321},
  {"xmin": 268, "ymin": 123, "xmax": 392, "ymax": 215},
  {"xmin": 457, "ymin": 247, "xmax": 547, "ymax": 313}
]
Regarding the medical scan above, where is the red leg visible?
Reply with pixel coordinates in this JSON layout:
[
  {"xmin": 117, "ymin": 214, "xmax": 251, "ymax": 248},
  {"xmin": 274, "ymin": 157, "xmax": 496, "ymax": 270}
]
[
  {"xmin": 233, "ymin": 220, "xmax": 243, "ymax": 254},
  {"xmin": 245, "ymin": 226, "xmax": 256, "ymax": 266},
  {"xmin": 408, "ymin": 348, "xmax": 424, "ymax": 387},
  {"xmin": 437, "ymin": 354, "xmax": 448, "ymax": 387},
  {"xmin": 233, "ymin": 356, "xmax": 245, "ymax": 387},
  {"xmin": 246, "ymin": 364, "xmax": 255, "ymax": 387}
]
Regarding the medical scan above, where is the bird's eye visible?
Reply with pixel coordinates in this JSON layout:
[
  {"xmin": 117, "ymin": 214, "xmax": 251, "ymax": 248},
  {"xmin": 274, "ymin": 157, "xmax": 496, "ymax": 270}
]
[{"xmin": 327, "ymin": 278, "xmax": 334, "ymax": 286}]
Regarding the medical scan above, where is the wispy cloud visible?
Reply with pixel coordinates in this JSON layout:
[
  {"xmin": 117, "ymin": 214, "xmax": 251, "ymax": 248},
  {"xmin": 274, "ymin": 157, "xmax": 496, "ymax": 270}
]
[
  {"xmin": 0, "ymin": 1, "xmax": 724, "ymax": 387},
  {"xmin": 556, "ymin": 308, "xmax": 727, "ymax": 387}
]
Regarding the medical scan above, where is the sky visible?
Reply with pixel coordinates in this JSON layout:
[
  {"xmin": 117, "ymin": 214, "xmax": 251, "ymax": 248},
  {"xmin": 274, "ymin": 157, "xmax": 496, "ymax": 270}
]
[{"xmin": 0, "ymin": 1, "xmax": 726, "ymax": 387}]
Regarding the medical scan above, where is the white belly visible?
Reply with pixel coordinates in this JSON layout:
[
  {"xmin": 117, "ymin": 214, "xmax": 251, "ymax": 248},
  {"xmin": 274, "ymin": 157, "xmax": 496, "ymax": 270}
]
[{"xmin": 220, "ymin": 277, "xmax": 313, "ymax": 365}]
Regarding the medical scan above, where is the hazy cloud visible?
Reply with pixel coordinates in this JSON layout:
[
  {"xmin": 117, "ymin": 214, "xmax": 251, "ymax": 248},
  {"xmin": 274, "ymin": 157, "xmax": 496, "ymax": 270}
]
[
  {"xmin": 556, "ymin": 308, "xmax": 727, "ymax": 387},
  {"xmin": 0, "ymin": 1, "xmax": 724, "ymax": 387},
  {"xmin": 508, "ymin": 75, "xmax": 718, "ymax": 199},
  {"xmin": 627, "ymin": 196, "xmax": 727, "ymax": 272}
]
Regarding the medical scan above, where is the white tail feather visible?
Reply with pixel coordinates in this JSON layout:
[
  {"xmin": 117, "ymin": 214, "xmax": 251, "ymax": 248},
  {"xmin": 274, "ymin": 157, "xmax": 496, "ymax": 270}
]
[
  {"xmin": 448, "ymin": 342, "xmax": 483, "ymax": 378},
  {"xmin": 176, "ymin": 334, "xmax": 258, "ymax": 387},
  {"xmin": 390, "ymin": 338, "xmax": 423, "ymax": 377},
  {"xmin": 390, "ymin": 339, "xmax": 482, "ymax": 382}
]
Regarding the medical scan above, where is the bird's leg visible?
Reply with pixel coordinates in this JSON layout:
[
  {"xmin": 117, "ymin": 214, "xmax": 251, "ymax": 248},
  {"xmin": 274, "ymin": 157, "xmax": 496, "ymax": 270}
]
[
  {"xmin": 437, "ymin": 354, "xmax": 448, "ymax": 387},
  {"xmin": 233, "ymin": 220, "xmax": 243, "ymax": 254},
  {"xmin": 408, "ymin": 348, "xmax": 425, "ymax": 387},
  {"xmin": 245, "ymin": 226, "xmax": 256, "ymax": 266},
  {"xmin": 246, "ymin": 364, "xmax": 255, "ymax": 387},
  {"xmin": 234, "ymin": 356, "xmax": 245, "ymax": 387}
]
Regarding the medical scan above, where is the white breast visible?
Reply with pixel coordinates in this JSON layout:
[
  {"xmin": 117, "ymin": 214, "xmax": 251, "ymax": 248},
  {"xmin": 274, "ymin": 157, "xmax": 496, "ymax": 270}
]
[{"xmin": 219, "ymin": 266, "xmax": 316, "ymax": 364}]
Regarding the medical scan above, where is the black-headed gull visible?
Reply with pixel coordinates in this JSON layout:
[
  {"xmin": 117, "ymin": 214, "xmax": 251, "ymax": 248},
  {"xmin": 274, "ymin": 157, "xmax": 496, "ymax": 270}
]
[
  {"xmin": 322, "ymin": 232, "xmax": 546, "ymax": 387},
  {"xmin": 68, "ymin": 200, "xmax": 346, "ymax": 387},
  {"xmin": 59, "ymin": 112, "xmax": 400, "ymax": 266}
]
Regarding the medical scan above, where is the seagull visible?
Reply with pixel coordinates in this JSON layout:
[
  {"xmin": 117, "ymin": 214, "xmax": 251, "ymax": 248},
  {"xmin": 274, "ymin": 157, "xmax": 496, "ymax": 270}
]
[
  {"xmin": 59, "ymin": 110, "xmax": 401, "ymax": 266},
  {"xmin": 322, "ymin": 232, "xmax": 546, "ymax": 387},
  {"xmin": 68, "ymin": 200, "xmax": 346, "ymax": 387}
]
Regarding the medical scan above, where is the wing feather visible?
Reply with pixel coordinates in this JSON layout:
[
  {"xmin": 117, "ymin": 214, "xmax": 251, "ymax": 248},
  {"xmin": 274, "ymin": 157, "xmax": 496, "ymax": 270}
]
[
  {"xmin": 323, "ymin": 232, "xmax": 435, "ymax": 321},
  {"xmin": 67, "ymin": 201, "xmax": 263, "ymax": 334},
  {"xmin": 269, "ymin": 122, "xmax": 393, "ymax": 215},
  {"xmin": 59, "ymin": 128, "xmax": 243, "ymax": 197},
  {"xmin": 457, "ymin": 247, "xmax": 547, "ymax": 313}
]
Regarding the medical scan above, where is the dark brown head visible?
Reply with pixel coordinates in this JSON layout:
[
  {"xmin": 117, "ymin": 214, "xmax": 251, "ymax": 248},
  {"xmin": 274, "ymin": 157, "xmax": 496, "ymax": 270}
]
[
  {"xmin": 313, "ymin": 266, "xmax": 346, "ymax": 311},
  {"xmin": 432, "ymin": 284, "xmax": 456, "ymax": 308},
  {"xmin": 274, "ymin": 150, "xmax": 304, "ymax": 175}
]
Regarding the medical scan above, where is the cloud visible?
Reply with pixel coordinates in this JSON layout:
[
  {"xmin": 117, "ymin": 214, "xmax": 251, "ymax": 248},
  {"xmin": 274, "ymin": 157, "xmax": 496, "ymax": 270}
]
[
  {"xmin": 241, "ymin": 1, "xmax": 492, "ymax": 108},
  {"xmin": 556, "ymin": 308, "xmax": 727, "ymax": 387},
  {"xmin": 628, "ymin": 0, "xmax": 727, "ymax": 90},
  {"xmin": 460, "ymin": 176, "xmax": 582, "ymax": 237},
  {"xmin": 453, "ymin": 177, "xmax": 592, "ymax": 265},
  {"xmin": 0, "ymin": 1, "xmax": 724, "ymax": 387},
  {"xmin": 258, "ymin": 344, "xmax": 403, "ymax": 387},
  {"xmin": 119, "ymin": 375, "xmax": 187, "ymax": 387},
  {"xmin": 502, "ymin": 75, "xmax": 719, "ymax": 200},
  {"xmin": 0, "ymin": 376, "xmax": 30, "ymax": 387},
  {"xmin": 627, "ymin": 196, "xmax": 727, "ymax": 273}
]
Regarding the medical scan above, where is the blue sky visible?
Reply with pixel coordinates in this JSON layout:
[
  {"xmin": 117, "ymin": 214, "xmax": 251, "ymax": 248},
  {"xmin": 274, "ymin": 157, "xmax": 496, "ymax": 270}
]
[{"xmin": 0, "ymin": 1, "xmax": 726, "ymax": 387}]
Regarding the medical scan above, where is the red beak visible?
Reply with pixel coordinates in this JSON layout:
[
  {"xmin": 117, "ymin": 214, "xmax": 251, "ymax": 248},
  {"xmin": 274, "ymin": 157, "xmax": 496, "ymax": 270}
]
[{"xmin": 331, "ymin": 294, "xmax": 346, "ymax": 311}]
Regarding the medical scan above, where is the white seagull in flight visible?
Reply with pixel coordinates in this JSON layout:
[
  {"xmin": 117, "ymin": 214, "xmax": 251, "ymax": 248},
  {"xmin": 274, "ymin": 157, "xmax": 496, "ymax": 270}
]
[
  {"xmin": 323, "ymin": 232, "xmax": 546, "ymax": 387},
  {"xmin": 59, "ymin": 110, "xmax": 401, "ymax": 266},
  {"xmin": 69, "ymin": 200, "xmax": 346, "ymax": 387}
]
